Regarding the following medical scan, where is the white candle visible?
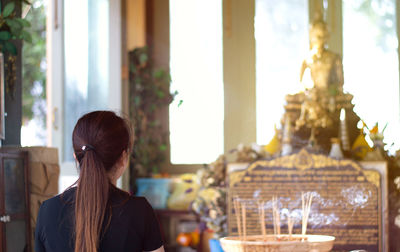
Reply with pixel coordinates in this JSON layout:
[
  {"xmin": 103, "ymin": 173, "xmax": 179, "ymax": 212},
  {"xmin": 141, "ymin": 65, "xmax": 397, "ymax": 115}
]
[{"xmin": 340, "ymin": 109, "xmax": 350, "ymax": 151}]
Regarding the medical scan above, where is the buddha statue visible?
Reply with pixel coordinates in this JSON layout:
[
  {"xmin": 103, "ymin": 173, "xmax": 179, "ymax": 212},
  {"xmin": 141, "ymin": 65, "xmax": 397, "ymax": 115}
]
[
  {"xmin": 281, "ymin": 13, "xmax": 360, "ymax": 156},
  {"xmin": 299, "ymin": 14, "xmax": 344, "ymax": 95}
]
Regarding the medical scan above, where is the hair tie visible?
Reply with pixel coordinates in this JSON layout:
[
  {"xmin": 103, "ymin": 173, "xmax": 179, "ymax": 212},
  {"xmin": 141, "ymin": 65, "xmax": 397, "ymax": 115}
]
[{"xmin": 81, "ymin": 144, "xmax": 95, "ymax": 152}]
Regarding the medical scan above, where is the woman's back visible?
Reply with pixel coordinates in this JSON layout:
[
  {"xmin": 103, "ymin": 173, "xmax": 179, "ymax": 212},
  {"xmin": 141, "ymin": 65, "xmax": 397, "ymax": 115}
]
[
  {"xmin": 34, "ymin": 111, "xmax": 164, "ymax": 252},
  {"xmin": 35, "ymin": 187, "xmax": 163, "ymax": 252}
]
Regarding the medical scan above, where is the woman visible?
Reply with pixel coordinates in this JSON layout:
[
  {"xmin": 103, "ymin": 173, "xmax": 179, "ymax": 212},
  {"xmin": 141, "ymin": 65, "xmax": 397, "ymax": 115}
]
[{"xmin": 35, "ymin": 111, "xmax": 164, "ymax": 252}]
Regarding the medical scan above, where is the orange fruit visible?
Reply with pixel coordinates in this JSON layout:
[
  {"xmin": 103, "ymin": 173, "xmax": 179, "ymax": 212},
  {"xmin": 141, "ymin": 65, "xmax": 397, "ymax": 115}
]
[{"xmin": 176, "ymin": 233, "xmax": 192, "ymax": 247}]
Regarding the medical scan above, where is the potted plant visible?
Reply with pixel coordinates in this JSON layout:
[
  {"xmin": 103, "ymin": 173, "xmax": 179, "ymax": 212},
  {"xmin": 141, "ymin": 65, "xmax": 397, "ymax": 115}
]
[{"xmin": 128, "ymin": 46, "xmax": 176, "ymax": 206}]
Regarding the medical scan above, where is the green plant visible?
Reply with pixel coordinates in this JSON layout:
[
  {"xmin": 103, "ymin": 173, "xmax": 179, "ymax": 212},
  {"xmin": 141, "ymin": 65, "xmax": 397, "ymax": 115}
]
[
  {"xmin": 22, "ymin": 0, "xmax": 45, "ymax": 125},
  {"xmin": 128, "ymin": 46, "xmax": 176, "ymax": 181},
  {"xmin": 0, "ymin": 1, "xmax": 32, "ymax": 55}
]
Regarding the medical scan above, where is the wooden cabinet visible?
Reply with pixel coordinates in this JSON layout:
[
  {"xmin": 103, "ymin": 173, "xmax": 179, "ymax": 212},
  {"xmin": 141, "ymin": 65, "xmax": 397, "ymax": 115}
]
[{"xmin": 0, "ymin": 150, "xmax": 31, "ymax": 252}]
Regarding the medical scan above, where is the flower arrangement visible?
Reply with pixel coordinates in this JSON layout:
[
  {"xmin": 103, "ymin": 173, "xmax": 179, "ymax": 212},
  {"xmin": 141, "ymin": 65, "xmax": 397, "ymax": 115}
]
[
  {"xmin": 191, "ymin": 155, "xmax": 227, "ymax": 238},
  {"xmin": 191, "ymin": 144, "xmax": 266, "ymax": 238}
]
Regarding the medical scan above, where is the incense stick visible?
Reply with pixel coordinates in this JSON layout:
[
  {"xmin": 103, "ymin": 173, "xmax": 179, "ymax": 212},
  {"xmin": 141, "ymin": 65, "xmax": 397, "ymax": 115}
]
[
  {"xmin": 272, "ymin": 196, "xmax": 281, "ymax": 237},
  {"xmin": 301, "ymin": 192, "xmax": 313, "ymax": 238},
  {"xmin": 241, "ymin": 202, "xmax": 247, "ymax": 241},
  {"xmin": 302, "ymin": 193, "xmax": 306, "ymax": 237},
  {"xmin": 234, "ymin": 197, "xmax": 242, "ymax": 240},
  {"xmin": 261, "ymin": 202, "xmax": 266, "ymax": 237},
  {"xmin": 272, "ymin": 197, "xmax": 276, "ymax": 236},
  {"xmin": 276, "ymin": 203, "xmax": 281, "ymax": 235},
  {"xmin": 288, "ymin": 214, "xmax": 294, "ymax": 239},
  {"xmin": 258, "ymin": 201, "xmax": 266, "ymax": 237}
]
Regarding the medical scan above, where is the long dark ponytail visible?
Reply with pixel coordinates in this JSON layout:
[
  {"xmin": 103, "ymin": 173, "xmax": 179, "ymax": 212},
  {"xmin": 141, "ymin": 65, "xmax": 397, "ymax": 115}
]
[{"xmin": 72, "ymin": 111, "xmax": 131, "ymax": 252}]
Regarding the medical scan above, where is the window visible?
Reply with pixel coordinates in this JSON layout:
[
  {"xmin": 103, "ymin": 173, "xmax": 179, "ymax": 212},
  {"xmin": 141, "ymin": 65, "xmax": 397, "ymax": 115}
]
[
  {"xmin": 63, "ymin": 0, "xmax": 109, "ymax": 162},
  {"xmin": 21, "ymin": 0, "xmax": 47, "ymax": 146},
  {"xmin": 169, "ymin": 0, "xmax": 224, "ymax": 164},
  {"xmin": 255, "ymin": 0, "xmax": 309, "ymax": 144},
  {"xmin": 343, "ymin": 0, "xmax": 400, "ymax": 150},
  {"xmin": 47, "ymin": 0, "xmax": 121, "ymax": 192}
]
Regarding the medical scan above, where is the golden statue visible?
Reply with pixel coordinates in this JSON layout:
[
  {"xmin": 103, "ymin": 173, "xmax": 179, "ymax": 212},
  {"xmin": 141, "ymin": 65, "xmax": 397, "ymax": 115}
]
[
  {"xmin": 300, "ymin": 13, "xmax": 344, "ymax": 94},
  {"xmin": 281, "ymin": 13, "xmax": 359, "ymax": 155},
  {"xmin": 295, "ymin": 88, "xmax": 332, "ymax": 131}
]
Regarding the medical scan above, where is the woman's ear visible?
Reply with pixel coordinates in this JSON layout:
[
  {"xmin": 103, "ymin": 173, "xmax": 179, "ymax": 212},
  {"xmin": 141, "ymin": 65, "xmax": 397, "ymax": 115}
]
[
  {"xmin": 73, "ymin": 152, "xmax": 80, "ymax": 168},
  {"xmin": 123, "ymin": 151, "xmax": 129, "ymax": 167},
  {"xmin": 110, "ymin": 151, "xmax": 129, "ymax": 184},
  {"xmin": 116, "ymin": 150, "xmax": 129, "ymax": 170}
]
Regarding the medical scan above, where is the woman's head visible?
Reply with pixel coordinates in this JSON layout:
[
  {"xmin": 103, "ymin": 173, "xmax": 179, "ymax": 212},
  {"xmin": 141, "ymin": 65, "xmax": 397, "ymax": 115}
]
[
  {"xmin": 72, "ymin": 111, "xmax": 132, "ymax": 252},
  {"xmin": 73, "ymin": 110, "xmax": 132, "ymax": 179}
]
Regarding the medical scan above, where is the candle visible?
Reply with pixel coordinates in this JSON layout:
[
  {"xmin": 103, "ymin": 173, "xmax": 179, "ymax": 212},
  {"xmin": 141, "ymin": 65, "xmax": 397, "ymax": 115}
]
[{"xmin": 340, "ymin": 109, "xmax": 350, "ymax": 151}]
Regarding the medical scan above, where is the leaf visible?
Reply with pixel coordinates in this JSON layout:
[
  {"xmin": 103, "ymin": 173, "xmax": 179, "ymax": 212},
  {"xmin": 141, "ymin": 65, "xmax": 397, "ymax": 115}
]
[
  {"xmin": 139, "ymin": 53, "xmax": 148, "ymax": 64},
  {"xmin": 129, "ymin": 63, "xmax": 136, "ymax": 73},
  {"xmin": 6, "ymin": 20, "xmax": 21, "ymax": 36},
  {"xmin": 4, "ymin": 41, "xmax": 17, "ymax": 55},
  {"xmin": 3, "ymin": 2, "xmax": 15, "ymax": 18},
  {"xmin": 5, "ymin": 19, "xmax": 17, "ymax": 29},
  {"xmin": 0, "ymin": 31, "xmax": 11, "ymax": 40},
  {"xmin": 134, "ymin": 96, "xmax": 141, "ymax": 106},
  {"xmin": 156, "ymin": 90, "xmax": 165, "ymax": 98},
  {"xmin": 21, "ymin": 30, "xmax": 32, "ymax": 43},
  {"xmin": 15, "ymin": 18, "xmax": 31, "ymax": 28},
  {"xmin": 154, "ymin": 69, "xmax": 164, "ymax": 79}
]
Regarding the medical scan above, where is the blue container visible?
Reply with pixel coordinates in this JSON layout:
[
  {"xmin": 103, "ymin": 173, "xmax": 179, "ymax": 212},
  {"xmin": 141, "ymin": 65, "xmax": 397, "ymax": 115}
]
[
  {"xmin": 136, "ymin": 178, "xmax": 171, "ymax": 209},
  {"xmin": 209, "ymin": 239, "xmax": 224, "ymax": 252}
]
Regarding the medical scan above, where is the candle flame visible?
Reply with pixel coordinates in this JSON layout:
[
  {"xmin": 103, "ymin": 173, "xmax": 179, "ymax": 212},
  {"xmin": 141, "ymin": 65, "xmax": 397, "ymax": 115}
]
[
  {"xmin": 302, "ymin": 68, "xmax": 314, "ymax": 90},
  {"xmin": 340, "ymin": 108, "xmax": 346, "ymax": 121}
]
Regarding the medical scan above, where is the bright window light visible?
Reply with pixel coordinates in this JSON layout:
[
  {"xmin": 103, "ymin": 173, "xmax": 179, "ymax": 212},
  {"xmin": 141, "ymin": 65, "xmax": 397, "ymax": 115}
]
[
  {"xmin": 255, "ymin": 0, "xmax": 309, "ymax": 144},
  {"xmin": 343, "ymin": 0, "xmax": 400, "ymax": 152},
  {"xmin": 169, "ymin": 0, "xmax": 224, "ymax": 164}
]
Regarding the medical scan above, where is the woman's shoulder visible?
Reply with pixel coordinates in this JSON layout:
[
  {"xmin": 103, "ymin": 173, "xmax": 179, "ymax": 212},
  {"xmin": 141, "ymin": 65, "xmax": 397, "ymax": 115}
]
[
  {"xmin": 41, "ymin": 187, "xmax": 75, "ymax": 209},
  {"xmin": 109, "ymin": 188, "xmax": 152, "ymax": 209},
  {"xmin": 118, "ymin": 193, "xmax": 152, "ymax": 210},
  {"xmin": 36, "ymin": 188, "xmax": 75, "ymax": 229},
  {"xmin": 127, "ymin": 195, "xmax": 152, "ymax": 209}
]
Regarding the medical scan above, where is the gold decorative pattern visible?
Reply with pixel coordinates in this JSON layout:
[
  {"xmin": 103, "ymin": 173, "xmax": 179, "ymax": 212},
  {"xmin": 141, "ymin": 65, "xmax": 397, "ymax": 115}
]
[
  {"xmin": 229, "ymin": 148, "xmax": 380, "ymax": 188},
  {"xmin": 229, "ymin": 170, "xmax": 246, "ymax": 187},
  {"xmin": 364, "ymin": 170, "xmax": 380, "ymax": 188}
]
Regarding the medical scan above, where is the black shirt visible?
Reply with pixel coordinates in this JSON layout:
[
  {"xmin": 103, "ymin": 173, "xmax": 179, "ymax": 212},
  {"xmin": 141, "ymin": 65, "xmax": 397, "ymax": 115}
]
[{"xmin": 35, "ymin": 187, "xmax": 163, "ymax": 252}]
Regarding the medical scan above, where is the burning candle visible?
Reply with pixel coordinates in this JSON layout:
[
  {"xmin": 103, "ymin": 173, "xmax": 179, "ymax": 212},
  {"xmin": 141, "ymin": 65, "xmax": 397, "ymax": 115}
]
[
  {"xmin": 301, "ymin": 68, "xmax": 314, "ymax": 90},
  {"xmin": 340, "ymin": 109, "xmax": 350, "ymax": 151}
]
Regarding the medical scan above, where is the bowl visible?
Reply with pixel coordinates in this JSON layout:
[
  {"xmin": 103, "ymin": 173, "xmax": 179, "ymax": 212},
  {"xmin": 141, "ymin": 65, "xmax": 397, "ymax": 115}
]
[{"xmin": 219, "ymin": 234, "xmax": 335, "ymax": 252}]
